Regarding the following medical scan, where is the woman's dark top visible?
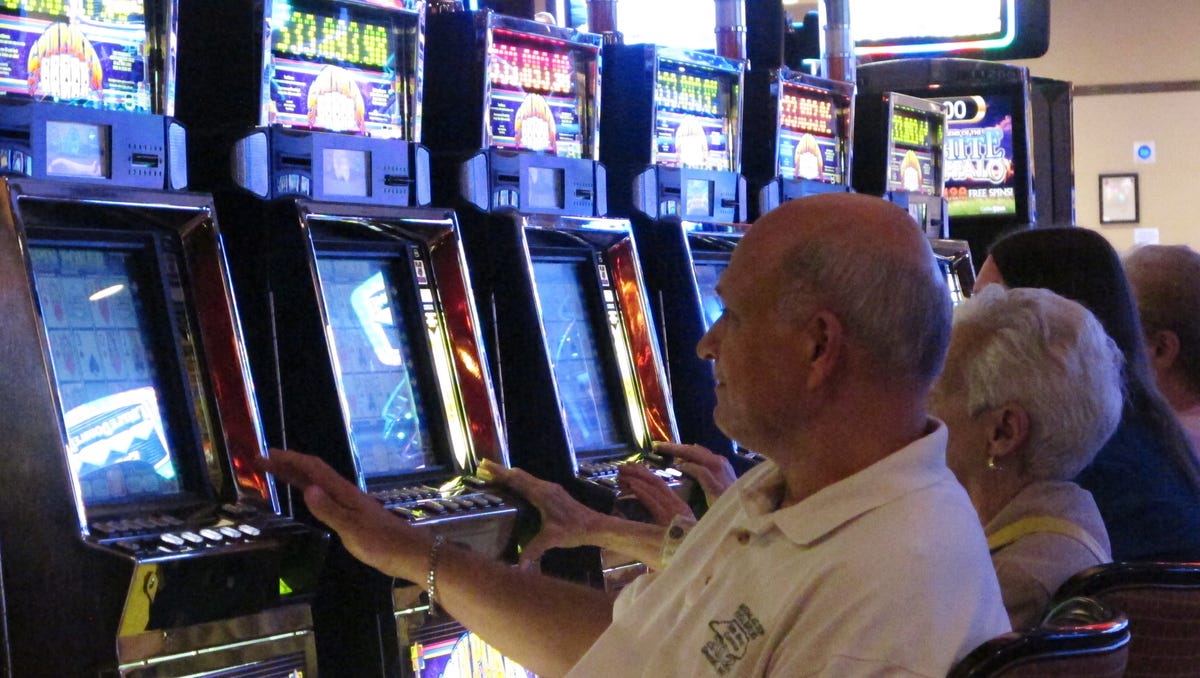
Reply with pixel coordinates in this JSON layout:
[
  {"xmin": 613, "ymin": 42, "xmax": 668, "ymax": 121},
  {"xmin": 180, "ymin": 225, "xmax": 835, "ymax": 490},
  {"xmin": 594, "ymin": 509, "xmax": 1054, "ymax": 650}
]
[{"xmin": 1077, "ymin": 413, "xmax": 1200, "ymax": 561}]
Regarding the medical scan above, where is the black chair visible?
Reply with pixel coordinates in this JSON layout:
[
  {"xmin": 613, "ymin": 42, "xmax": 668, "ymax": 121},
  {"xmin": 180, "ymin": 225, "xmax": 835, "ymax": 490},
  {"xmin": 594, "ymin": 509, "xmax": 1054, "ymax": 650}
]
[
  {"xmin": 947, "ymin": 596, "xmax": 1129, "ymax": 677},
  {"xmin": 1054, "ymin": 561, "xmax": 1200, "ymax": 677}
]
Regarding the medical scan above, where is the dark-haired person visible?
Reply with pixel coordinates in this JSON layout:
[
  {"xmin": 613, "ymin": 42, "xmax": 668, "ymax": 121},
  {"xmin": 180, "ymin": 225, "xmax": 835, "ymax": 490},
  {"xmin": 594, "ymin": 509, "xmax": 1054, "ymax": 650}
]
[
  {"xmin": 975, "ymin": 227, "xmax": 1200, "ymax": 561},
  {"xmin": 262, "ymin": 194, "xmax": 1009, "ymax": 677}
]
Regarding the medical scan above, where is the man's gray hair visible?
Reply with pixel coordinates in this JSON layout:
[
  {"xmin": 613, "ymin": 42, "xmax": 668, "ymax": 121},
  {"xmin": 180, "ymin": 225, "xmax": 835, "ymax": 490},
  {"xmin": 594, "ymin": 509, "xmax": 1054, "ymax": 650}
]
[
  {"xmin": 1124, "ymin": 244, "xmax": 1200, "ymax": 396},
  {"xmin": 778, "ymin": 229, "xmax": 952, "ymax": 388},
  {"xmin": 950, "ymin": 286, "xmax": 1124, "ymax": 480}
]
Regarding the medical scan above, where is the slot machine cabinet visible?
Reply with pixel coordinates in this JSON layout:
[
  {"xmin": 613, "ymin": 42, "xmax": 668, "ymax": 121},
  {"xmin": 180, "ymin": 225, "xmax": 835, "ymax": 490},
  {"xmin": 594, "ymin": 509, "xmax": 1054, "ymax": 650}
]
[
  {"xmin": 858, "ymin": 59, "xmax": 1037, "ymax": 267},
  {"xmin": 599, "ymin": 43, "xmax": 757, "ymax": 467},
  {"xmin": 259, "ymin": 199, "xmax": 519, "ymax": 678},
  {"xmin": 744, "ymin": 67, "xmax": 854, "ymax": 221},
  {"xmin": 931, "ymin": 238, "xmax": 976, "ymax": 306},
  {"xmin": 423, "ymin": 10, "xmax": 680, "ymax": 588},
  {"xmin": 853, "ymin": 91, "xmax": 949, "ymax": 238},
  {"xmin": 179, "ymin": 3, "xmax": 526, "ymax": 676},
  {"xmin": 0, "ymin": 179, "xmax": 324, "ymax": 676}
]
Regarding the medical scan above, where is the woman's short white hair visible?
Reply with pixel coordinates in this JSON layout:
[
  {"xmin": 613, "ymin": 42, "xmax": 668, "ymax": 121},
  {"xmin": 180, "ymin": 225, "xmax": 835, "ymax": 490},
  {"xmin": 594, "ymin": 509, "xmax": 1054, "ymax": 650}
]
[{"xmin": 947, "ymin": 285, "xmax": 1125, "ymax": 480}]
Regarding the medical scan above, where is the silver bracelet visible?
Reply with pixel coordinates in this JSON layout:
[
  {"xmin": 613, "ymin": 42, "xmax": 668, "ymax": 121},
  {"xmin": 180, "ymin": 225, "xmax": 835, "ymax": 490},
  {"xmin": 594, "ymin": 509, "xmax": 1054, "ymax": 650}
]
[{"xmin": 427, "ymin": 534, "xmax": 446, "ymax": 616}]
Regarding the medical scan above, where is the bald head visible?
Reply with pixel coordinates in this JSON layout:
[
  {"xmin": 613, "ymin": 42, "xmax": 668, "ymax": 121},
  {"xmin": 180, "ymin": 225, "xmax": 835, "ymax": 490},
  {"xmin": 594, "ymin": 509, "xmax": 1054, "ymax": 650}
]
[{"xmin": 738, "ymin": 193, "xmax": 952, "ymax": 388}]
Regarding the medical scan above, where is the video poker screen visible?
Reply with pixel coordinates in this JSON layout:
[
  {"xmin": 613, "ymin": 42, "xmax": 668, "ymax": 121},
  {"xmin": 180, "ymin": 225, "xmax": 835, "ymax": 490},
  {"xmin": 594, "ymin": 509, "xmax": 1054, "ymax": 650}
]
[
  {"xmin": 316, "ymin": 254, "xmax": 440, "ymax": 479},
  {"xmin": 930, "ymin": 94, "xmax": 1016, "ymax": 217},
  {"xmin": 692, "ymin": 259, "xmax": 726, "ymax": 329},
  {"xmin": 412, "ymin": 631, "xmax": 535, "ymax": 678},
  {"xmin": 0, "ymin": 0, "xmax": 152, "ymax": 112},
  {"xmin": 886, "ymin": 107, "xmax": 940, "ymax": 195},
  {"xmin": 486, "ymin": 28, "xmax": 589, "ymax": 159},
  {"xmin": 776, "ymin": 80, "xmax": 843, "ymax": 184},
  {"xmin": 268, "ymin": 0, "xmax": 412, "ymax": 138},
  {"xmin": 654, "ymin": 60, "xmax": 734, "ymax": 171},
  {"xmin": 532, "ymin": 258, "xmax": 626, "ymax": 456},
  {"xmin": 29, "ymin": 242, "xmax": 185, "ymax": 506}
]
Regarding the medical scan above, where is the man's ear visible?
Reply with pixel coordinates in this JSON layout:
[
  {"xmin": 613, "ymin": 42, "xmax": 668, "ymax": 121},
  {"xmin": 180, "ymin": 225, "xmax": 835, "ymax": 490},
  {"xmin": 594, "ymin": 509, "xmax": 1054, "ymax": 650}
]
[
  {"xmin": 804, "ymin": 310, "xmax": 843, "ymax": 390},
  {"xmin": 1148, "ymin": 329, "xmax": 1181, "ymax": 372},
  {"xmin": 985, "ymin": 403, "xmax": 1030, "ymax": 463}
]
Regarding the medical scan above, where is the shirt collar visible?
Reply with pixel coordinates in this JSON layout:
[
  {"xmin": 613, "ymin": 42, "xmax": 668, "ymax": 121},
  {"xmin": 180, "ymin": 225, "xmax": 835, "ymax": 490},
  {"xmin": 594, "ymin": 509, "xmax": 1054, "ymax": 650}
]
[{"xmin": 738, "ymin": 421, "xmax": 952, "ymax": 545}]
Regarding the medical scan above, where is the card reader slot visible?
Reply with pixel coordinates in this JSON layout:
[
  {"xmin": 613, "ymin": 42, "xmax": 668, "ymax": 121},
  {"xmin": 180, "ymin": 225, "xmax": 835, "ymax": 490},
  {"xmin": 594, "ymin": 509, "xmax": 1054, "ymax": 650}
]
[
  {"xmin": 131, "ymin": 153, "xmax": 160, "ymax": 168},
  {"xmin": 383, "ymin": 174, "xmax": 411, "ymax": 186}
]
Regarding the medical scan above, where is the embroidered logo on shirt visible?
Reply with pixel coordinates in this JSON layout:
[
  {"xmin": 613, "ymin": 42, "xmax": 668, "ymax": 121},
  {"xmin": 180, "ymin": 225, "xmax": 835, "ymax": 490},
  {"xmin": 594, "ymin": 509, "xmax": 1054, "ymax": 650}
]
[{"xmin": 701, "ymin": 604, "xmax": 765, "ymax": 674}]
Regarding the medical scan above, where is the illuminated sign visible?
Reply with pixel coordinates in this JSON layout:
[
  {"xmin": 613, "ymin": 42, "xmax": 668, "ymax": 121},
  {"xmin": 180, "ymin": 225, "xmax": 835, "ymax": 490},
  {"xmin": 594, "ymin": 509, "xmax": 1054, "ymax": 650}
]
[
  {"xmin": 932, "ymin": 94, "xmax": 1015, "ymax": 216},
  {"xmin": 489, "ymin": 39, "xmax": 573, "ymax": 95},
  {"xmin": 656, "ymin": 69, "xmax": 722, "ymax": 116},
  {"xmin": 853, "ymin": 0, "xmax": 1016, "ymax": 56},
  {"xmin": 272, "ymin": 10, "xmax": 390, "ymax": 69},
  {"xmin": 891, "ymin": 113, "xmax": 930, "ymax": 148}
]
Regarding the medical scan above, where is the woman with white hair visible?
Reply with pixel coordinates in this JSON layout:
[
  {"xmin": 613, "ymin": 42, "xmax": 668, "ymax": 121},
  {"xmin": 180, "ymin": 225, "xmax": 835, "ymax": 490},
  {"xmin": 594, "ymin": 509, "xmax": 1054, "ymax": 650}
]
[{"xmin": 930, "ymin": 285, "xmax": 1125, "ymax": 629}]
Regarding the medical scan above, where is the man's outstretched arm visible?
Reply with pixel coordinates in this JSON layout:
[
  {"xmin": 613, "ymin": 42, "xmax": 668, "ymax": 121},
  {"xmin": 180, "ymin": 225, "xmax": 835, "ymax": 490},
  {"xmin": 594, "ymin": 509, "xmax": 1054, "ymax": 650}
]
[{"xmin": 261, "ymin": 448, "xmax": 613, "ymax": 678}]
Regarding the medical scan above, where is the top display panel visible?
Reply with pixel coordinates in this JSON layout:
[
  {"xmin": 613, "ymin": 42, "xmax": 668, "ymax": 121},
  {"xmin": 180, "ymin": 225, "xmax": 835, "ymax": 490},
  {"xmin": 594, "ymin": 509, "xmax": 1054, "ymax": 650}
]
[
  {"xmin": 266, "ymin": 0, "xmax": 417, "ymax": 138},
  {"xmin": 0, "ymin": 0, "xmax": 157, "ymax": 112}
]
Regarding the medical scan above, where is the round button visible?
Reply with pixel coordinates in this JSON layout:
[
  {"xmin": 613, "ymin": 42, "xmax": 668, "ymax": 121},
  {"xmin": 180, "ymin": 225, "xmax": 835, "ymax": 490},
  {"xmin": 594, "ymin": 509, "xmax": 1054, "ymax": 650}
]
[{"xmin": 735, "ymin": 529, "xmax": 752, "ymax": 545}]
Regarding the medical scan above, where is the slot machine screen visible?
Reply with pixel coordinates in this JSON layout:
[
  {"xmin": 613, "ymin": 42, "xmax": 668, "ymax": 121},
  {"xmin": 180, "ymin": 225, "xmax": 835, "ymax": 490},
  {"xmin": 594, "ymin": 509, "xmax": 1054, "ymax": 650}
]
[
  {"xmin": 322, "ymin": 148, "xmax": 370, "ymax": 197},
  {"xmin": 527, "ymin": 166, "xmax": 564, "ymax": 209},
  {"xmin": 412, "ymin": 631, "xmax": 535, "ymax": 678},
  {"xmin": 29, "ymin": 242, "xmax": 188, "ymax": 507},
  {"xmin": 267, "ymin": 0, "xmax": 413, "ymax": 138},
  {"xmin": 886, "ymin": 106, "xmax": 939, "ymax": 195},
  {"xmin": 45, "ymin": 121, "xmax": 111, "ymax": 179},
  {"xmin": 776, "ymin": 81, "xmax": 843, "ymax": 184},
  {"xmin": 0, "ymin": 1, "xmax": 153, "ymax": 112},
  {"xmin": 317, "ymin": 254, "xmax": 440, "ymax": 479},
  {"xmin": 486, "ymin": 29, "xmax": 590, "ymax": 159},
  {"xmin": 692, "ymin": 260, "xmax": 726, "ymax": 329},
  {"xmin": 532, "ymin": 258, "xmax": 626, "ymax": 456},
  {"xmin": 654, "ymin": 60, "xmax": 734, "ymax": 172},
  {"xmin": 930, "ymin": 94, "xmax": 1016, "ymax": 217}
]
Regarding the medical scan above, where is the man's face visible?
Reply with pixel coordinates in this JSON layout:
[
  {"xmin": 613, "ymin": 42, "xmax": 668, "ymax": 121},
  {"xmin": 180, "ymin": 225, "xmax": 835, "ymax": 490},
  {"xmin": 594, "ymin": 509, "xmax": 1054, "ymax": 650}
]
[{"xmin": 696, "ymin": 237, "xmax": 810, "ymax": 451}]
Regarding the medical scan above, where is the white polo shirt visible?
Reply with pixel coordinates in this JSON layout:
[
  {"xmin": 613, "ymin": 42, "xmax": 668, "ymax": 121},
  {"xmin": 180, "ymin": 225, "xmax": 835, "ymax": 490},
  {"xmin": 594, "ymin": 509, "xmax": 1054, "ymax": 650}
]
[{"xmin": 568, "ymin": 422, "xmax": 1010, "ymax": 677}]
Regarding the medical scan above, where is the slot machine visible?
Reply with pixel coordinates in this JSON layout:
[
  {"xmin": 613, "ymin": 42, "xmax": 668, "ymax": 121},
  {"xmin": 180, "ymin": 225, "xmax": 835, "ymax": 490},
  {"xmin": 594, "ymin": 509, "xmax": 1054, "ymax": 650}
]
[
  {"xmin": 853, "ymin": 91, "xmax": 950, "ymax": 238},
  {"xmin": 423, "ymin": 9, "xmax": 679, "ymax": 590},
  {"xmin": 0, "ymin": 2, "xmax": 326, "ymax": 675},
  {"xmin": 0, "ymin": 180, "xmax": 324, "ymax": 677},
  {"xmin": 599, "ymin": 43, "xmax": 754, "ymax": 466},
  {"xmin": 858, "ymin": 59, "xmax": 1037, "ymax": 266},
  {"xmin": 177, "ymin": 2, "xmax": 521, "ymax": 676},
  {"xmin": 744, "ymin": 67, "xmax": 854, "ymax": 221}
]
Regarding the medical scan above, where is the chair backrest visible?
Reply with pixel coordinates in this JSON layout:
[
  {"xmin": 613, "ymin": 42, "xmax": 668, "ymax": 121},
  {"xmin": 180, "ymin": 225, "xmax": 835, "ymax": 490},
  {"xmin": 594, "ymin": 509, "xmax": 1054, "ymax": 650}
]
[
  {"xmin": 1054, "ymin": 561, "xmax": 1200, "ymax": 678},
  {"xmin": 947, "ymin": 596, "xmax": 1130, "ymax": 678}
]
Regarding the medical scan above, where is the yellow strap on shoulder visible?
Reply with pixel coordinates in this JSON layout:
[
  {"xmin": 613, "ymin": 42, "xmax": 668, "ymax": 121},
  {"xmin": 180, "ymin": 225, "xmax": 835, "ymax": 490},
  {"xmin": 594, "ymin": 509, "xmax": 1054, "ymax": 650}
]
[{"xmin": 987, "ymin": 516, "xmax": 1108, "ymax": 561}]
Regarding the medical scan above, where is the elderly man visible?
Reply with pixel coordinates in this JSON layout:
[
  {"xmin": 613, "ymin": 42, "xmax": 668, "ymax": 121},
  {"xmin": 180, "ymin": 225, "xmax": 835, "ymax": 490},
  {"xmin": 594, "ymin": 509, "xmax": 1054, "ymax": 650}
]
[
  {"xmin": 262, "ymin": 193, "xmax": 1009, "ymax": 676},
  {"xmin": 1124, "ymin": 244, "xmax": 1200, "ymax": 453}
]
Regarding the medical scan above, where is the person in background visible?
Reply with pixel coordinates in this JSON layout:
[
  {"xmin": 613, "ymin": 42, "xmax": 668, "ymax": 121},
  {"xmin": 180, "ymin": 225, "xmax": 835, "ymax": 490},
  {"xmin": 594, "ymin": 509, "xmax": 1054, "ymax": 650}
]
[
  {"xmin": 931, "ymin": 285, "xmax": 1122, "ymax": 629},
  {"xmin": 261, "ymin": 193, "xmax": 1010, "ymax": 677},
  {"xmin": 1124, "ymin": 244, "xmax": 1200, "ymax": 455},
  {"xmin": 976, "ymin": 227, "xmax": 1200, "ymax": 561}
]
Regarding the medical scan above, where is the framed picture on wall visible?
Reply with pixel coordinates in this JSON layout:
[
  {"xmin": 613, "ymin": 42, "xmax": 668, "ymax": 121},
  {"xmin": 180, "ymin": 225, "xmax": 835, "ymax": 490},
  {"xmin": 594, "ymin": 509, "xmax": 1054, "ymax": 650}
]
[{"xmin": 1099, "ymin": 173, "xmax": 1139, "ymax": 224}]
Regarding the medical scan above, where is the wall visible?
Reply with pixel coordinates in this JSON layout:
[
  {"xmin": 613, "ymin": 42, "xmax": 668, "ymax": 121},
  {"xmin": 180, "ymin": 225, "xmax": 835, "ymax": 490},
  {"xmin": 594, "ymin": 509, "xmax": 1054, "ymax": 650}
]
[{"xmin": 1011, "ymin": 0, "xmax": 1200, "ymax": 253}]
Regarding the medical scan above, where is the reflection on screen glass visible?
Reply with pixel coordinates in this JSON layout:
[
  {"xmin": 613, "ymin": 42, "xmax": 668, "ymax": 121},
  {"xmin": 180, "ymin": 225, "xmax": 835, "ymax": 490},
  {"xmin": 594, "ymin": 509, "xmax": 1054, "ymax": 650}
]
[
  {"xmin": 30, "ymin": 245, "xmax": 183, "ymax": 506},
  {"xmin": 693, "ymin": 261, "xmax": 726, "ymax": 329},
  {"xmin": 323, "ymin": 148, "xmax": 369, "ymax": 197},
  {"xmin": 318, "ymin": 256, "xmax": 438, "ymax": 478},
  {"xmin": 413, "ymin": 631, "xmax": 536, "ymax": 678},
  {"xmin": 532, "ymin": 259, "xmax": 623, "ymax": 454}
]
